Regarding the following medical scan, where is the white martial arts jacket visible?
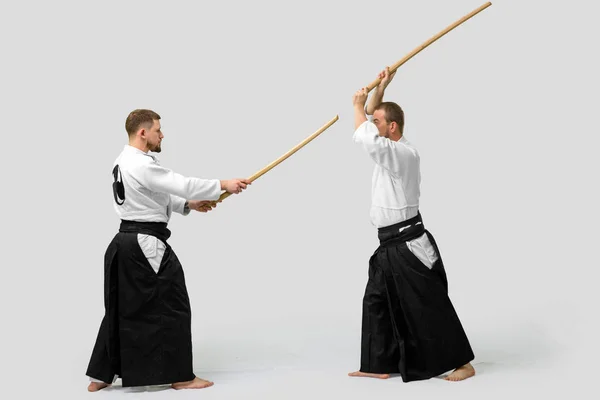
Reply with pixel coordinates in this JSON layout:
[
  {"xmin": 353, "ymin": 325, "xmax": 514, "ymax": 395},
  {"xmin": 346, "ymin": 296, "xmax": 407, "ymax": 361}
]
[
  {"xmin": 353, "ymin": 118, "xmax": 420, "ymax": 228},
  {"xmin": 108, "ymin": 145, "xmax": 223, "ymax": 276},
  {"xmin": 353, "ymin": 118, "xmax": 438, "ymax": 268},
  {"xmin": 112, "ymin": 145, "xmax": 222, "ymax": 223}
]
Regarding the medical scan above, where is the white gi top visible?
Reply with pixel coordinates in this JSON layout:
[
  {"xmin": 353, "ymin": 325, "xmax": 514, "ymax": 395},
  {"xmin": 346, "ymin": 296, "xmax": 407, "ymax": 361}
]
[
  {"xmin": 112, "ymin": 145, "xmax": 222, "ymax": 223},
  {"xmin": 352, "ymin": 118, "xmax": 420, "ymax": 228},
  {"xmin": 353, "ymin": 117, "xmax": 439, "ymax": 269}
]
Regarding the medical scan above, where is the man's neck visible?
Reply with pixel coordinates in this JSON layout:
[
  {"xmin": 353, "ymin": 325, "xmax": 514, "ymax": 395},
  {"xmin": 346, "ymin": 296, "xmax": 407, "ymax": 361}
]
[{"xmin": 128, "ymin": 140, "xmax": 149, "ymax": 153}]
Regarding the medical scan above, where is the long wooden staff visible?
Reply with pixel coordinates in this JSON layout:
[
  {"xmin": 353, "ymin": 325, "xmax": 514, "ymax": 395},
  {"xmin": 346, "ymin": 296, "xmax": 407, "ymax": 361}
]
[
  {"xmin": 366, "ymin": 1, "xmax": 492, "ymax": 91},
  {"xmin": 212, "ymin": 3, "xmax": 490, "ymax": 205},
  {"xmin": 216, "ymin": 115, "xmax": 339, "ymax": 202}
]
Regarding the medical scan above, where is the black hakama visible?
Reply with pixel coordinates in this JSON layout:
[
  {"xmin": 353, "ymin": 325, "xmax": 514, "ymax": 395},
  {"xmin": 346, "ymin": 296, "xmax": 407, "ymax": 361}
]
[
  {"xmin": 86, "ymin": 220, "xmax": 196, "ymax": 387},
  {"xmin": 359, "ymin": 212, "xmax": 474, "ymax": 382}
]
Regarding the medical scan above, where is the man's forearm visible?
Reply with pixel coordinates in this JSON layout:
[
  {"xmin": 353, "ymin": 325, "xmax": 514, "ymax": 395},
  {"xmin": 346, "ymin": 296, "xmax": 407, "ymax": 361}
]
[
  {"xmin": 354, "ymin": 104, "xmax": 368, "ymax": 129},
  {"xmin": 365, "ymin": 86, "xmax": 385, "ymax": 115}
]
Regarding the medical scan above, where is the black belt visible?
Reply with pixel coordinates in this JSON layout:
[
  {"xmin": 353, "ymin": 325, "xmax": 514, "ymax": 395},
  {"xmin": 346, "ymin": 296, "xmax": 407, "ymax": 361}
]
[
  {"xmin": 377, "ymin": 212, "xmax": 425, "ymax": 245},
  {"xmin": 119, "ymin": 220, "xmax": 171, "ymax": 243}
]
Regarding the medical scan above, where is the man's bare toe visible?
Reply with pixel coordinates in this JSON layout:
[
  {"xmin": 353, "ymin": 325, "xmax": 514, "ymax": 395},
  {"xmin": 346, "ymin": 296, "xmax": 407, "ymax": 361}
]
[
  {"xmin": 444, "ymin": 363, "xmax": 475, "ymax": 382},
  {"xmin": 87, "ymin": 382, "xmax": 110, "ymax": 392},
  {"xmin": 171, "ymin": 377, "xmax": 214, "ymax": 390},
  {"xmin": 348, "ymin": 371, "xmax": 390, "ymax": 379}
]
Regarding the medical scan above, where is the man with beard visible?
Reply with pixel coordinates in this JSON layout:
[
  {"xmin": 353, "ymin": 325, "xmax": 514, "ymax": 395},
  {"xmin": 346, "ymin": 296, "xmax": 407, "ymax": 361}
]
[
  {"xmin": 348, "ymin": 70, "xmax": 476, "ymax": 382},
  {"xmin": 86, "ymin": 109, "xmax": 250, "ymax": 391}
]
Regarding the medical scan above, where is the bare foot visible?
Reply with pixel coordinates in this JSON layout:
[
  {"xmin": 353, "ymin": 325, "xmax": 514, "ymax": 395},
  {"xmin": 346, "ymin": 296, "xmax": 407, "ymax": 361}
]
[
  {"xmin": 171, "ymin": 376, "xmax": 214, "ymax": 390},
  {"xmin": 87, "ymin": 382, "xmax": 110, "ymax": 392},
  {"xmin": 444, "ymin": 363, "xmax": 475, "ymax": 381},
  {"xmin": 348, "ymin": 371, "xmax": 390, "ymax": 379}
]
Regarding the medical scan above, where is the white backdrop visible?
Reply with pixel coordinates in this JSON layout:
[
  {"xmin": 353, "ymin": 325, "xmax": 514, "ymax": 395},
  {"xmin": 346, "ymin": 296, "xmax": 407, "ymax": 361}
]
[{"xmin": 2, "ymin": 0, "xmax": 598, "ymax": 399}]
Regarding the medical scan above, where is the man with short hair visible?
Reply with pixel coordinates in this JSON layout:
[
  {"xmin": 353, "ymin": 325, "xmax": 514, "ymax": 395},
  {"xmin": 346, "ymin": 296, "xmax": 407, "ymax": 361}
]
[
  {"xmin": 348, "ymin": 69, "xmax": 476, "ymax": 382},
  {"xmin": 86, "ymin": 109, "xmax": 250, "ymax": 391}
]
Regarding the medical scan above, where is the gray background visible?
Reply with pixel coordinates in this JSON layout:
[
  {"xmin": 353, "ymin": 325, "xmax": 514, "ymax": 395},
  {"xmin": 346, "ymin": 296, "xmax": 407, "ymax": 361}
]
[{"xmin": 2, "ymin": 0, "xmax": 598, "ymax": 398}]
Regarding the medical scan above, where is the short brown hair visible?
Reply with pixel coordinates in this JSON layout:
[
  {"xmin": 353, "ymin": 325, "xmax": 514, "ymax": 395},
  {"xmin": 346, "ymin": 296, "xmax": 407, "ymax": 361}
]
[
  {"xmin": 125, "ymin": 109, "xmax": 160, "ymax": 137},
  {"xmin": 374, "ymin": 102, "xmax": 404, "ymax": 133}
]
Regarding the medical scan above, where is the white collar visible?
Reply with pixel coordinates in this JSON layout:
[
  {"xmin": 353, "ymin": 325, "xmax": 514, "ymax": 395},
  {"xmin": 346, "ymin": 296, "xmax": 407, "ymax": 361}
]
[{"xmin": 124, "ymin": 144, "xmax": 148, "ymax": 155}]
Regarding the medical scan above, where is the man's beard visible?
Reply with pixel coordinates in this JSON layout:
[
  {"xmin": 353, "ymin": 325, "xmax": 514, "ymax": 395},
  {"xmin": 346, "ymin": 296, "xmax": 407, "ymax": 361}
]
[{"xmin": 151, "ymin": 143, "xmax": 162, "ymax": 153}]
